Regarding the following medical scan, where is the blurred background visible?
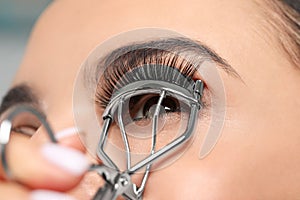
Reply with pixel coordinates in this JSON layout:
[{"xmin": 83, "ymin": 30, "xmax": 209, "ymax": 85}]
[{"xmin": 0, "ymin": 0, "xmax": 51, "ymax": 99}]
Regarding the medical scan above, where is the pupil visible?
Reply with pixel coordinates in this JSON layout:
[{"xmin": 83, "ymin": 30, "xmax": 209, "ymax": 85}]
[{"xmin": 162, "ymin": 98, "xmax": 178, "ymax": 112}]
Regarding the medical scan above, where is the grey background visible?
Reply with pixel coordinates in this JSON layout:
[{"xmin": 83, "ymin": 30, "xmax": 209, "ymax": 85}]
[{"xmin": 0, "ymin": 0, "xmax": 51, "ymax": 100}]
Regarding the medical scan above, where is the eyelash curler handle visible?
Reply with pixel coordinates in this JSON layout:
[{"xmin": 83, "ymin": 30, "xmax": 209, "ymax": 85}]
[{"xmin": 90, "ymin": 164, "xmax": 141, "ymax": 200}]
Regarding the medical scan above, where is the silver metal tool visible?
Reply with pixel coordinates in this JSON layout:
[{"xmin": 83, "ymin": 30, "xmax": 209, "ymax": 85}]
[{"xmin": 94, "ymin": 76, "xmax": 204, "ymax": 199}]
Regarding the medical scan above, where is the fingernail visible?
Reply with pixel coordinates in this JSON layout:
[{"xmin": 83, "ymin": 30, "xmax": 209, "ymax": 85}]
[
  {"xmin": 30, "ymin": 190, "xmax": 77, "ymax": 200},
  {"xmin": 41, "ymin": 143, "xmax": 89, "ymax": 176},
  {"xmin": 55, "ymin": 127, "xmax": 80, "ymax": 140}
]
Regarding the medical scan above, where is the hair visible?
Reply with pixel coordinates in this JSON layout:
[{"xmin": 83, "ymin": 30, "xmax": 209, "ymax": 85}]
[{"xmin": 261, "ymin": 0, "xmax": 300, "ymax": 67}]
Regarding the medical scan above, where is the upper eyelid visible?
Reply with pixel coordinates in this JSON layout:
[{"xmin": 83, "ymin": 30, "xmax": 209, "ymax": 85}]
[{"xmin": 93, "ymin": 37, "xmax": 240, "ymax": 109}]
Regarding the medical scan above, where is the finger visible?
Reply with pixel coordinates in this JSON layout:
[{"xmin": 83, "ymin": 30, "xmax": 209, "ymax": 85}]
[
  {"xmin": 0, "ymin": 182, "xmax": 76, "ymax": 200},
  {"xmin": 31, "ymin": 127, "xmax": 86, "ymax": 153},
  {"xmin": 55, "ymin": 127, "xmax": 86, "ymax": 153},
  {"xmin": 1, "ymin": 135, "xmax": 90, "ymax": 191},
  {"xmin": 0, "ymin": 182, "xmax": 28, "ymax": 200}
]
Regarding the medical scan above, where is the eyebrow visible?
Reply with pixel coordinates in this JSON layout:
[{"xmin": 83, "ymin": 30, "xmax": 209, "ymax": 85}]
[{"xmin": 0, "ymin": 84, "xmax": 40, "ymax": 115}]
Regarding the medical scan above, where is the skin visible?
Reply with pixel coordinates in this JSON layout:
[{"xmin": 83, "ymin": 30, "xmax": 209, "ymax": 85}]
[{"xmin": 1, "ymin": 0, "xmax": 300, "ymax": 199}]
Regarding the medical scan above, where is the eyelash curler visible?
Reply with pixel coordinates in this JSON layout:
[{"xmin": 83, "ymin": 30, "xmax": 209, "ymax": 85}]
[
  {"xmin": 91, "ymin": 65, "xmax": 204, "ymax": 200},
  {"xmin": 0, "ymin": 65, "xmax": 204, "ymax": 200}
]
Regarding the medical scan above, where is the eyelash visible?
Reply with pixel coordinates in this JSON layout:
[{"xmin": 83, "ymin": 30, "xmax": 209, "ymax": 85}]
[{"xmin": 95, "ymin": 48, "xmax": 199, "ymax": 108}]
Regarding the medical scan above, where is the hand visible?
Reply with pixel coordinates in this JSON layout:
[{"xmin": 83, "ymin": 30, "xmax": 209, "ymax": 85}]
[{"xmin": 0, "ymin": 131, "xmax": 89, "ymax": 200}]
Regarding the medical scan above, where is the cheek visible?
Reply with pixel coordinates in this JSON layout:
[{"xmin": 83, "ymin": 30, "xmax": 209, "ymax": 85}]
[
  {"xmin": 140, "ymin": 120, "xmax": 223, "ymax": 200},
  {"xmin": 142, "ymin": 150, "xmax": 225, "ymax": 200}
]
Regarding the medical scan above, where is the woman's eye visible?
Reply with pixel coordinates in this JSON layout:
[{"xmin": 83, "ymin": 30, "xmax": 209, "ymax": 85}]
[
  {"xmin": 128, "ymin": 94, "xmax": 183, "ymax": 122},
  {"xmin": 1, "ymin": 112, "xmax": 42, "ymax": 138},
  {"xmin": 12, "ymin": 125, "xmax": 38, "ymax": 137}
]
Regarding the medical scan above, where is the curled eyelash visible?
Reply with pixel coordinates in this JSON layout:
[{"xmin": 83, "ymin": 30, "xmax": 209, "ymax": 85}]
[
  {"xmin": 96, "ymin": 53, "xmax": 198, "ymax": 108},
  {"xmin": 95, "ymin": 38, "xmax": 211, "ymax": 108}
]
